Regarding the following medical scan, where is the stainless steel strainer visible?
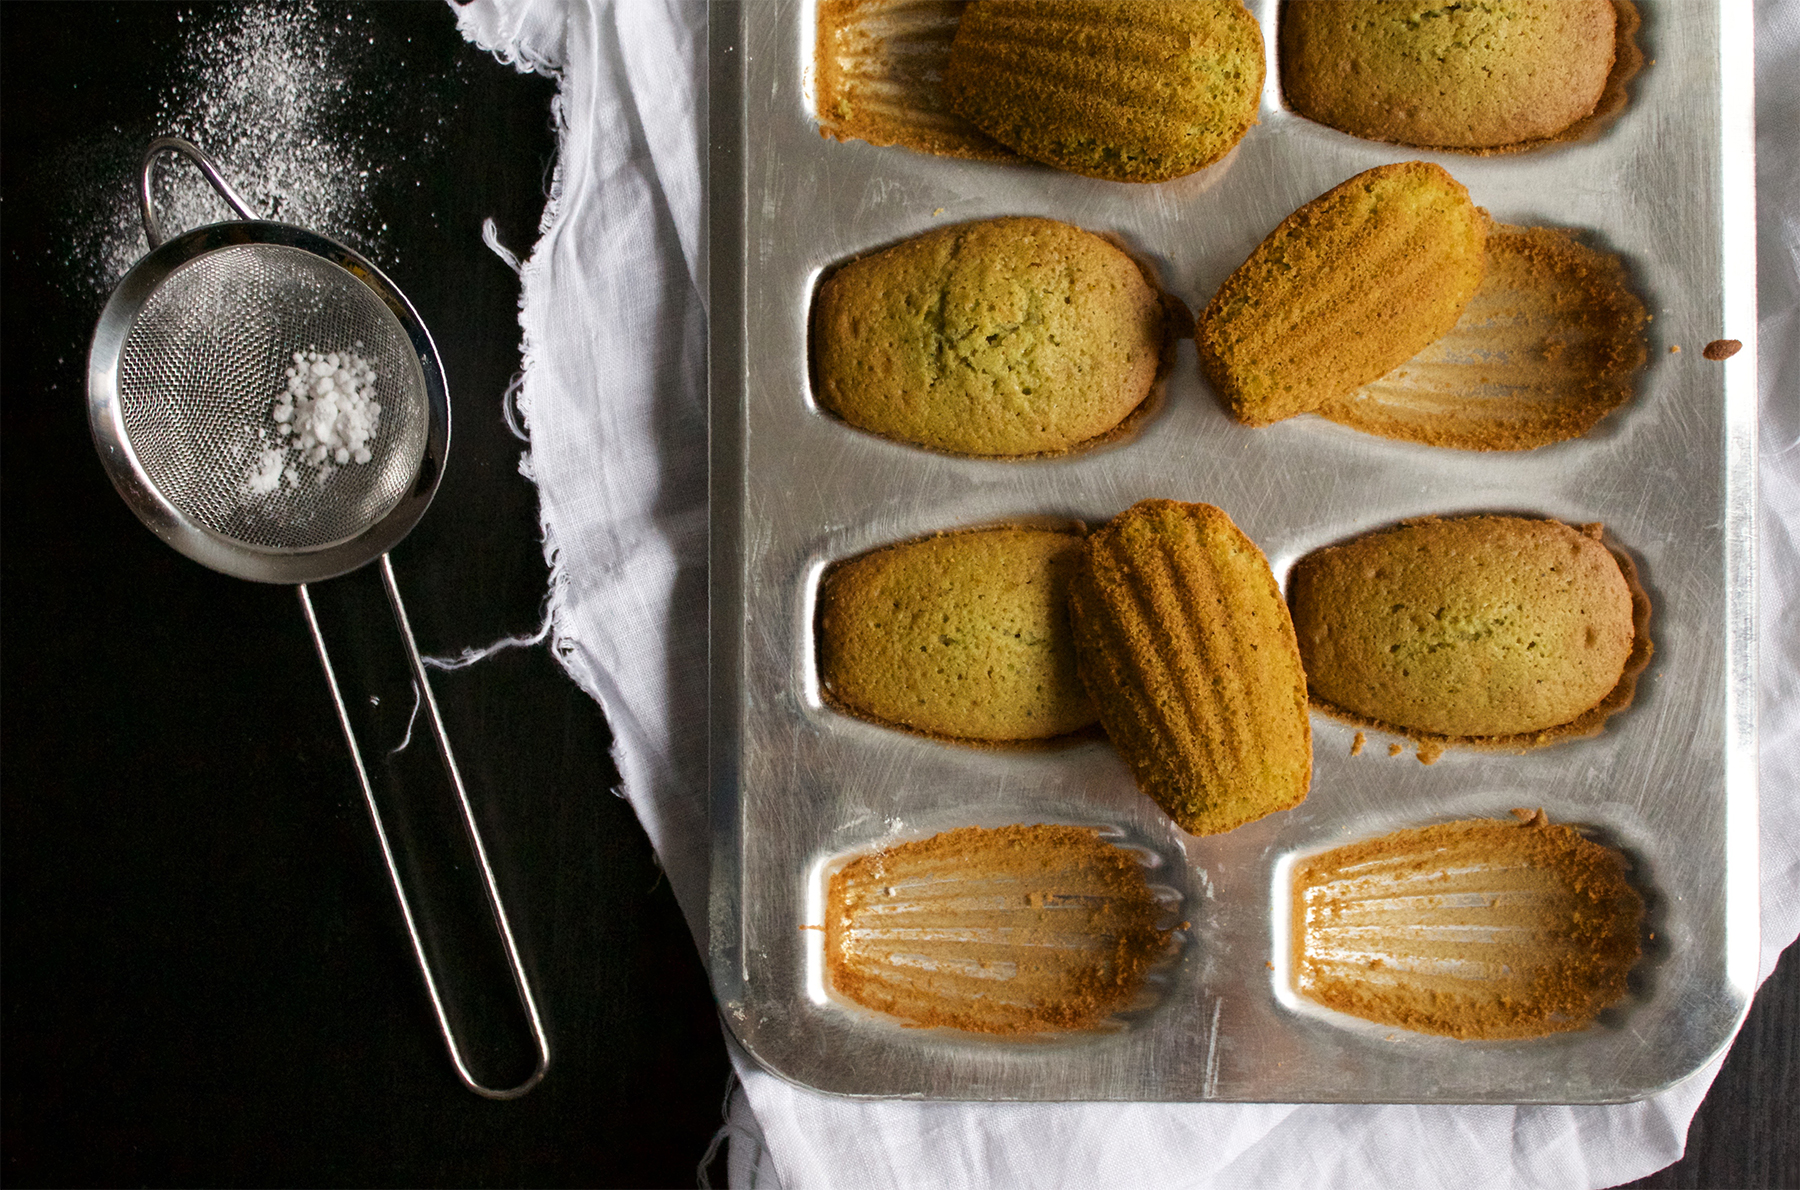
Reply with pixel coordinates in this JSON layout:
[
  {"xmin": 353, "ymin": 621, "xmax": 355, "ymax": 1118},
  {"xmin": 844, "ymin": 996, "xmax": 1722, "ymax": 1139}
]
[{"xmin": 87, "ymin": 137, "xmax": 548, "ymax": 1098}]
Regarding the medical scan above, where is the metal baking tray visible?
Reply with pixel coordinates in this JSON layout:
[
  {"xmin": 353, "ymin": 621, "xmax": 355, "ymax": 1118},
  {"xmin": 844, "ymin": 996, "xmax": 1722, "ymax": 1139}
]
[{"xmin": 707, "ymin": 0, "xmax": 1758, "ymax": 1102}]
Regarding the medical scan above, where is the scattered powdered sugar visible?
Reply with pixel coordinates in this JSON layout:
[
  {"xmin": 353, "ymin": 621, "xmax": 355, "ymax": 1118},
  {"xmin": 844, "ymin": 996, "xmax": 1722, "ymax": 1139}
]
[
  {"xmin": 241, "ymin": 346, "xmax": 383, "ymax": 498},
  {"xmin": 78, "ymin": 3, "xmax": 393, "ymax": 296}
]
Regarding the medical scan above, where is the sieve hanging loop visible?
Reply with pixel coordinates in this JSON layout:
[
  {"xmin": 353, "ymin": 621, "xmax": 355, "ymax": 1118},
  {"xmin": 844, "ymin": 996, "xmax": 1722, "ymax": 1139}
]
[
  {"xmin": 140, "ymin": 136, "xmax": 259, "ymax": 250},
  {"xmin": 91, "ymin": 137, "xmax": 550, "ymax": 1099}
]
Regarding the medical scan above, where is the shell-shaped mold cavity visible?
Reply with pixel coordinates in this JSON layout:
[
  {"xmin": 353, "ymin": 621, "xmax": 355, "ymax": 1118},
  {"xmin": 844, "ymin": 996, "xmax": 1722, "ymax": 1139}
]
[
  {"xmin": 813, "ymin": 0, "xmax": 1023, "ymax": 161},
  {"xmin": 1068, "ymin": 500, "xmax": 1312, "ymax": 835},
  {"xmin": 817, "ymin": 524, "xmax": 1098, "ymax": 742},
  {"xmin": 826, "ymin": 823, "xmax": 1178, "ymax": 1034},
  {"xmin": 1289, "ymin": 813, "xmax": 1645, "ymax": 1040},
  {"xmin": 1320, "ymin": 226, "xmax": 1648, "ymax": 450}
]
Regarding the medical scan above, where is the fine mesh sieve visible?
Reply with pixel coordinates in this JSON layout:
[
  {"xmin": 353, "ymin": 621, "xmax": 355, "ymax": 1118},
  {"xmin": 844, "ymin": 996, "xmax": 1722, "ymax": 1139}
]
[
  {"xmin": 87, "ymin": 138, "xmax": 547, "ymax": 1099},
  {"xmin": 115, "ymin": 243, "xmax": 429, "ymax": 552},
  {"xmin": 91, "ymin": 140, "xmax": 448, "ymax": 584}
]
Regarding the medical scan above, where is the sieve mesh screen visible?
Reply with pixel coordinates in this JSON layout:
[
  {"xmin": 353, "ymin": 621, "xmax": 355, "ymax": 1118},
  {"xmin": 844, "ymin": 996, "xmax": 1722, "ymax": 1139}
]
[{"xmin": 116, "ymin": 244, "xmax": 429, "ymax": 551}]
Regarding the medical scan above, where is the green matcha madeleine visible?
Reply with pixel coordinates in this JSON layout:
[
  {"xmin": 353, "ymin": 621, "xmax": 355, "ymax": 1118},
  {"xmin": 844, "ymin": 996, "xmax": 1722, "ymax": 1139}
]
[
  {"xmin": 1280, "ymin": 1, "xmax": 1621, "ymax": 151},
  {"xmin": 813, "ymin": 217, "xmax": 1166, "ymax": 457},
  {"xmin": 817, "ymin": 525, "xmax": 1098, "ymax": 742},
  {"xmin": 1288, "ymin": 516, "xmax": 1642, "ymax": 742},
  {"xmin": 944, "ymin": 0, "xmax": 1265, "ymax": 184},
  {"xmin": 1197, "ymin": 161, "xmax": 1488, "ymax": 427}
]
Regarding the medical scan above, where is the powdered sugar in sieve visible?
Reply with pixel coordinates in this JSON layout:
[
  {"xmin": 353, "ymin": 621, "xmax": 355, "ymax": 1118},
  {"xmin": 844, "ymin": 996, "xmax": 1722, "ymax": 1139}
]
[
  {"xmin": 115, "ymin": 242, "xmax": 429, "ymax": 553},
  {"xmin": 245, "ymin": 346, "xmax": 385, "ymax": 496}
]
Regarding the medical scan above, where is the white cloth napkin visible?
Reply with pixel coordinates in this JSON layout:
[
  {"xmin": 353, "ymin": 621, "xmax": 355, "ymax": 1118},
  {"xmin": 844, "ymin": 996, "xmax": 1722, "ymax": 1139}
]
[{"xmin": 453, "ymin": 3, "xmax": 1800, "ymax": 1187}]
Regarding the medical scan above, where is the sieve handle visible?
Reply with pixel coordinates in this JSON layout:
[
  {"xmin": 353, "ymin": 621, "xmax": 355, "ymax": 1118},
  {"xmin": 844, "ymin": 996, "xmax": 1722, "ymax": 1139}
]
[
  {"xmin": 140, "ymin": 136, "xmax": 261, "ymax": 249},
  {"xmin": 298, "ymin": 558, "xmax": 550, "ymax": 1100}
]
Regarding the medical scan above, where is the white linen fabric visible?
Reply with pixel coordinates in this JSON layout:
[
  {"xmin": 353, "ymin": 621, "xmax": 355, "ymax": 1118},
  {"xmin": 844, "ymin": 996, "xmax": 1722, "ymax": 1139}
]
[{"xmin": 453, "ymin": 3, "xmax": 1799, "ymax": 1187}]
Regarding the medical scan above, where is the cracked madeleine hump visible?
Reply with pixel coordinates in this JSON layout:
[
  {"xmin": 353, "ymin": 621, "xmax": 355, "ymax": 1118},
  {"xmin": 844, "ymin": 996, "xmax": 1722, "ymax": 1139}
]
[
  {"xmin": 813, "ymin": 216, "xmax": 1165, "ymax": 456},
  {"xmin": 1198, "ymin": 161, "xmax": 1487, "ymax": 427},
  {"xmin": 944, "ymin": 0, "xmax": 1265, "ymax": 183},
  {"xmin": 1069, "ymin": 500, "xmax": 1311, "ymax": 835}
]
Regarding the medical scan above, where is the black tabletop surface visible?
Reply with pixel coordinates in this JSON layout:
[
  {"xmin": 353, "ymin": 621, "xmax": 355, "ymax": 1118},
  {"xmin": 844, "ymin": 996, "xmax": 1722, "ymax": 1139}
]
[{"xmin": 1, "ymin": 4, "xmax": 1793, "ymax": 1188}]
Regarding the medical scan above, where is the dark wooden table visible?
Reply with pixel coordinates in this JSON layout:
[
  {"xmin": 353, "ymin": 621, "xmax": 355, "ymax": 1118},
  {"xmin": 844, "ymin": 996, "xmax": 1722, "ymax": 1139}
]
[{"xmin": 1, "ymin": 4, "xmax": 1792, "ymax": 1187}]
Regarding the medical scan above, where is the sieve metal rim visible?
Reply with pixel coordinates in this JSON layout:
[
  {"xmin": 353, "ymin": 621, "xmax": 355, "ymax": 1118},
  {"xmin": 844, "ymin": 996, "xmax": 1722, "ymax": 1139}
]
[{"xmin": 88, "ymin": 219, "xmax": 450, "ymax": 586}]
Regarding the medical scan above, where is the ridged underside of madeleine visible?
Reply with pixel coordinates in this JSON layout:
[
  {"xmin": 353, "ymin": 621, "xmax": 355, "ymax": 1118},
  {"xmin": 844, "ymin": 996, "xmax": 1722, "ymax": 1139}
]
[
  {"xmin": 826, "ymin": 824, "xmax": 1173, "ymax": 1033},
  {"xmin": 1198, "ymin": 161, "xmax": 1488, "ymax": 426},
  {"xmin": 1320, "ymin": 226, "xmax": 1648, "ymax": 450},
  {"xmin": 815, "ymin": 0, "xmax": 1023, "ymax": 160},
  {"xmin": 1069, "ymin": 500, "xmax": 1311, "ymax": 835},
  {"xmin": 1292, "ymin": 816, "xmax": 1643, "ymax": 1039},
  {"xmin": 945, "ymin": 0, "xmax": 1265, "ymax": 183}
]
